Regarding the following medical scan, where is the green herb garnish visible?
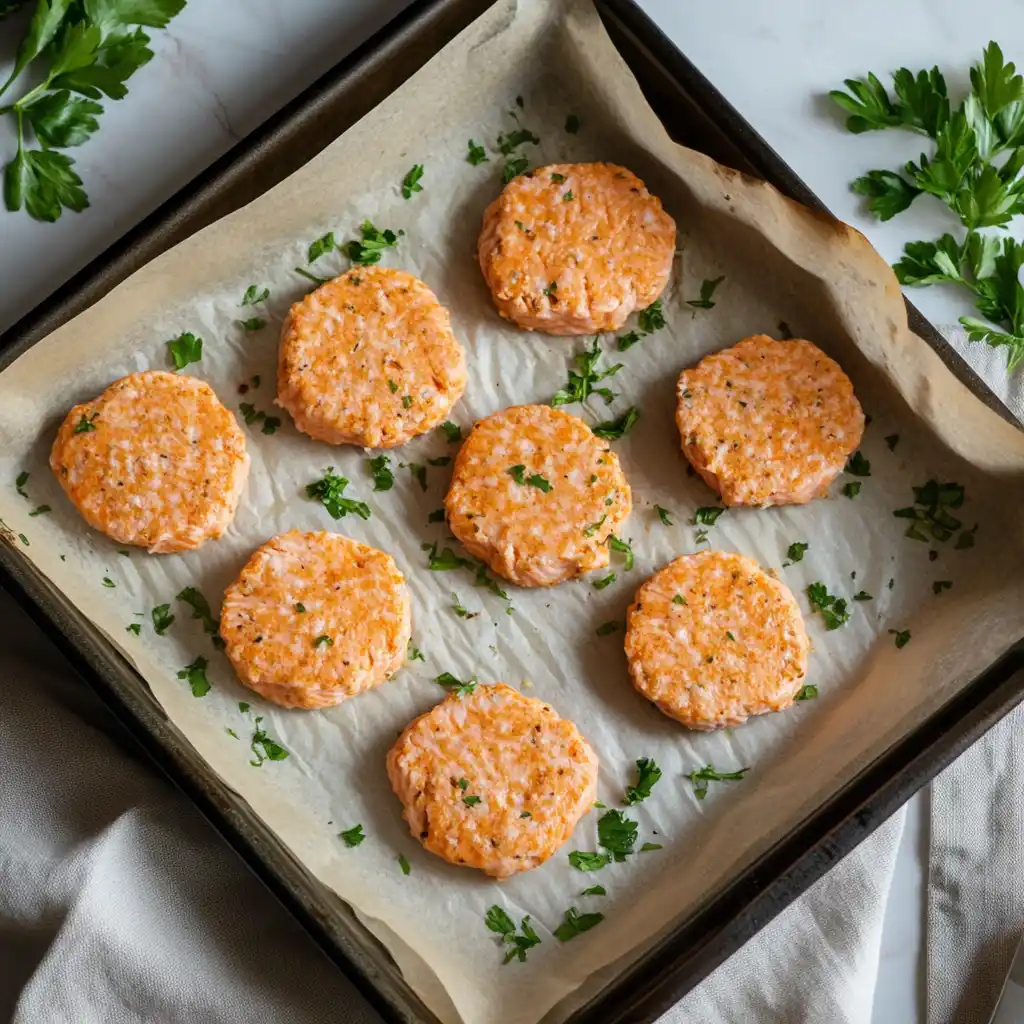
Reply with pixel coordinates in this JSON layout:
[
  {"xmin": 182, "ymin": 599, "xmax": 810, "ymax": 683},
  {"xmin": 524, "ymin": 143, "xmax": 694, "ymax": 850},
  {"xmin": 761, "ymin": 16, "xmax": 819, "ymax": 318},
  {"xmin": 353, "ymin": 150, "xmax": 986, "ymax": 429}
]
[
  {"xmin": 592, "ymin": 573, "xmax": 616, "ymax": 590},
  {"xmin": 624, "ymin": 757, "xmax": 662, "ymax": 805},
  {"xmin": 401, "ymin": 163, "xmax": 424, "ymax": 199},
  {"xmin": 485, "ymin": 906, "xmax": 541, "ymax": 963},
  {"xmin": 151, "ymin": 603, "xmax": 174, "ymax": 636},
  {"xmin": 551, "ymin": 337, "xmax": 622, "ymax": 407},
  {"xmin": 439, "ymin": 420, "xmax": 462, "ymax": 443},
  {"xmin": 554, "ymin": 907, "xmax": 604, "ymax": 942},
  {"xmin": 241, "ymin": 285, "xmax": 269, "ymax": 305},
  {"xmin": 368, "ymin": 455, "xmax": 394, "ymax": 492},
  {"xmin": 608, "ymin": 535, "xmax": 634, "ymax": 570},
  {"xmin": 176, "ymin": 655, "xmax": 211, "ymax": 697},
  {"xmin": 339, "ymin": 824, "xmax": 365, "ymax": 847},
  {"xmin": 306, "ymin": 467, "xmax": 371, "ymax": 520},
  {"xmin": 345, "ymin": 220, "xmax": 400, "ymax": 265},
  {"xmin": 843, "ymin": 481, "xmax": 862, "ymax": 498},
  {"xmin": 467, "ymin": 139, "xmax": 488, "ymax": 165},
  {"xmin": 795, "ymin": 685, "xmax": 819, "ymax": 701},
  {"xmin": 894, "ymin": 480, "xmax": 967, "ymax": 542},
  {"xmin": 890, "ymin": 628, "xmax": 912, "ymax": 649},
  {"xmin": 507, "ymin": 464, "xmax": 552, "ymax": 492},
  {"xmin": 595, "ymin": 621, "xmax": 619, "ymax": 637},
  {"xmin": 592, "ymin": 407, "xmax": 638, "ymax": 441},
  {"xmin": 686, "ymin": 276, "xmax": 724, "ymax": 310},
  {"xmin": 569, "ymin": 850, "xmax": 611, "ymax": 871},
  {"xmin": 397, "ymin": 854, "xmax": 411, "ymax": 875},
  {"xmin": 693, "ymin": 506, "xmax": 725, "ymax": 526},
  {"xmin": 846, "ymin": 451, "xmax": 872, "ymax": 476},
  {"xmin": 597, "ymin": 809, "xmax": 638, "ymax": 859},
  {"xmin": 313, "ymin": 634, "xmax": 333, "ymax": 648},
  {"xmin": 167, "ymin": 331, "xmax": 202, "ymax": 370},
  {"xmin": 436, "ymin": 671, "xmax": 476, "ymax": 696},
  {"xmin": 807, "ymin": 582, "xmax": 851, "ymax": 629},
  {"xmin": 785, "ymin": 541, "xmax": 809, "ymax": 564},
  {"xmin": 687, "ymin": 764, "xmax": 750, "ymax": 799}
]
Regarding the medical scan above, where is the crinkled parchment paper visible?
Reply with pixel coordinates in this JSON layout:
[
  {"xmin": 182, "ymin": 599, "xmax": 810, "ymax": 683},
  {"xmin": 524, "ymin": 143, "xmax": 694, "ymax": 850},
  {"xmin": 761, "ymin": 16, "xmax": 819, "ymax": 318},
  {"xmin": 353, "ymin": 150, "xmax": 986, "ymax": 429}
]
[{"xmin": 2, "ymin": 2, "xmax": 1024, "ymax": 1022}]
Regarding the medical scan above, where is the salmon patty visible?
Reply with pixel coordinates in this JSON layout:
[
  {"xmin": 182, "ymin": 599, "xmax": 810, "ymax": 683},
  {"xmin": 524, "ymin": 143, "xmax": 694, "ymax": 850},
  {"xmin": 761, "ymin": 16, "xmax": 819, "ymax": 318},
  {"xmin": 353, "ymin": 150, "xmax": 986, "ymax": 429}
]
[
  {"xmin": 676, "ymin": 335, "xmax": 864, "ymax": 506},
  {"xmin": 50, "ymin": 370, "xmax": 248, "ymax": 553},
  {"xmin": 478, "ymin": 162, "xmax": 676, "ymax": 335},
  {"xmin": 625, "ymin": 551, "xmax": 809, "ymax": 730},
  {"xmin": 444, "ymin": 404, "xmax": 631, "ymax": 586},
  {"xmin": 220, "ymin": 530, "xmax": 411, "ymax": 709},
  {"xmin": 277, "ymin": 266, "xmax": 467, "ymax": 448},
  {"xmin": 387, "ymin": 683, "xmax": 599, "ymax": 879}
]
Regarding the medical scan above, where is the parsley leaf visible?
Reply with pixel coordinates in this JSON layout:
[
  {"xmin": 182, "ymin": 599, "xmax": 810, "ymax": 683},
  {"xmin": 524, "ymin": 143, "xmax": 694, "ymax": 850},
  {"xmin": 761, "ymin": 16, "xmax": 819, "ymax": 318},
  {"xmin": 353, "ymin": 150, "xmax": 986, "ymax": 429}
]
[
  {"xmin": 624, "ymin": 757, "xmax": 662, "ymax": 805},
  {"xmin": 807, "ymin": 582, "xmax": 851, "ymax": 629},
  {"xmin": 339, "ymin": 824, "xmax": 365, "ymax": 847},
  {"xmin": 885, "ymin": 433, "xmax": 900, "ymax": 451},
  {"xmin": 569, "ymin": 850, "xmax": 611, "ymax": 871},
  {"xmin": 496, "ymin": 127, "xmax": 539, "ymax": 154},
  {"xmin": 436, "ymin": 671, "xmax": 476, "ymax": 697},
  {"xmin": 241, "ymin": 284, "xmax": 269, "ymax": 305},
  {"xmin": 608, "ymin": 535, "xmax": 633, "ymax": 570},
  {"xmin": 686, "ymin": 276, "xmax": 725, "ymax": 310},
  {"xmin": 367, "ymin": 455, "xmax": 394, "ymax": 492},
  {"xmin": 640, "ymin": 842, "xmax": 663, "ymax": 852},
  {"xmin": 407, "ymin": 640, "xmax": 425, "ymax": 662},
  {"xmin": 502, "ymin": 156, "xmax": 529, "ymax": 183},
  {"xmin": 687, "ymin": 764, "xmax": 750, "ymax": 799},
  {"xmin": 846, "ymin": 451, "xmax": 872, "ymax": 476},
  {"xmin": 73, "ymin": 412, "xmax": 98, "ymax": 433},
  {"xmin": 595, "ymin": 621, "xmax": 619, "ymax": 637},
  {"xmin": 167, "ymin": 331, "xmax": 202, "ymax": 370},
  {"xmin": 597, "ymin": 809, "xmax": 637, "ymax": 858},
  {"xmin": 554, "ymin": 907, "xmax": 604, "ymax": 942},
  {"xmin": 176, "ymin": 586, "xmax": 224, "ymax": 649},
  {"xmin": 654, "ymin": 504, "xmax": 673, "ymax": 526},
  {"xmin": 467, "ymin": 139, "xmax": 488, "ymax": 165},
  {"xmin": 101, "ymin": 576, "xmax": 115, "ymax": 588},
  {"xmin": 933, "ymin": 579, "xmax": 953, "ymax": 594},
  {"xmin": 485, "ymin": 906, "xmax": 541, "ymax": 963},
  {"xmin": 397, "ymin": 854, "xmax": 411, "ymax": 875},
  {"xmin": 592, "ymin": 407, "xmax": 638, "ymax": 441},
  {"xmin": 236, "ymin": 316, "xmax": 265, "ymax": 332},
  {"xmin": 830, "ymin": 72, "xmax": 905, "ymax": 134},
  {"xmin": 638, "ymin": 298, "xmax": 667, "ymax": 332},
  {"xmin": 843, "ymin": 481, "xmax": 862, "ymax": 498},
  {"xmin": 14, "ymin": 471, "xmax": 29, "ymax": 497},
  {"xmin": 693, "ymin": 506, "xmax": 725, "ymax": 526},
  {"xmin": 463, "ymin": 794, "xmax": 482, "ymax": 807},
  {"xmin": 306, "ymin": 467, "xmax": 371, "ymax": 520},
  {"xmin": 313, "ymin": 634, "xmax": 333, "ymax": 648},
  {"xmin": 401, "ymin": 163, "xmax": 424, "ymax": 199},
  {"xmin": 451, "ymin": 592, "xmax": 477, "ymax": 619},
  {"xmin": 565, "ymin": 113, "xmax": 581, "ymax": 133},
  {"xmin": 151, "ymin": 603, "xmax": 174, "ymax": 635},
  {"xmin": 439, "ymin": 420, "xmax": 462, "ymax": 443},
  {"xmin": 583, "ymin": 515, "xmax": 607, "ymax": 538},
  {"xmin": 176, "ymin": 655, "xmax": 211, "ymax": 698},
  {"xmin": 249, "ymin": 716, "xmax": 288, "ymax": 767},
  {"xmin": 893, "ymin": 480, "xmax": 967, "ymax": 542},
  {"xmin": 582, "ymin": 885, "xmax": 606, "ymax": 896},
  {"xmin": 890, "ymin": 628, "xmax": 912, "ymax": 649},
  {"xmin": 851, "ymin": 170, "xmax": 922, "ymax": 220},
  {"xmin": 507, "ymin": 464, "xmax": 552, "ymax": 492},
  {"xmin": 795, "ymin": 684, "xmax": 819, "ymax": 701},
  {"xmin": 125, "ymin": 622, "xmax": 141, "ymax": 636},
  {"xmin": 345, "ymin": 220, "xmax": 400, "ymax": 265},
  {"xmin": 853, "ymin": 590, "xmax": 873, "ymax": 601},
  {"xmin": 592, "ymin": 573, "xmax": 616, "ymax": 590},
  {"xmin": 406, "ymin": 462, "xmax": 427, "ymax": 491},
  {"xmin": 307, "ymin": 232, "xmax": 335, "ymax": 262},
  {"xmin": 551, "ymin": 337, "xmax": 622, "ymax": 407},
  {"xmin": 785, "ymin": 541, "xmax": 809, "ymax": 564}
]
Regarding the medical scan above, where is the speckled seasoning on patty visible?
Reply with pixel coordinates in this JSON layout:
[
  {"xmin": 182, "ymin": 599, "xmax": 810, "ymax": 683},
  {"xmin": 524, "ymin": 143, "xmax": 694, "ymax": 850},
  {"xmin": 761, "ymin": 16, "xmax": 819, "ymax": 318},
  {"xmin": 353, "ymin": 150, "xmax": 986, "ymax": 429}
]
[
  {"xmin": 49, "ymin": 370, "xmax": 248, "ymax": 553},
  {"xmin": 277, "ymin": 266, "xmax": 467, "ymax": 448},
  {"xmin": 624, "ymin": 551, "xmax": 809, "ymax": 730},
  {"xmin": 387, "ymin": 683, "xmax": 599, "ymax": 879},
  {"xmin": 477, "ymin": 162, "xmax": 676, "ymax": 335},
  {"xmin": 444, "ymin": 404, "xmax": 631, "ymax": 587},
  {"xmin": 676, "ymin": 334, "xmax": 864, "ymax": 506},
  {"xmin": 220, "ymin": 530, "xmax": 411, "ymax": 709}
]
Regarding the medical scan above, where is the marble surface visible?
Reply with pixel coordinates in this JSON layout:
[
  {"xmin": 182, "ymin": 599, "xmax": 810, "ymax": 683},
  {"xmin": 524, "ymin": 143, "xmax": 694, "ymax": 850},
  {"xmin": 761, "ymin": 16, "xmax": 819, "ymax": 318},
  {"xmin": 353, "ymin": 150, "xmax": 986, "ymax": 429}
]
[{"xmin": 6, "ymin": 1, "xmax": 1023, "ymax": 1021}]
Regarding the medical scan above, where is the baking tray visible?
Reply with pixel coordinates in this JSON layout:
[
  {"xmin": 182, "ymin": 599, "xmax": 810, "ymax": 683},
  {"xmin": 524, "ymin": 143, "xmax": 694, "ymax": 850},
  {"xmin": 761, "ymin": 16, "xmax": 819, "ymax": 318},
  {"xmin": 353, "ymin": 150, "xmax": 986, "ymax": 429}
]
[{"xmin": 2, "ymin": 2, "xmax": 1023, "ymax": 1022}]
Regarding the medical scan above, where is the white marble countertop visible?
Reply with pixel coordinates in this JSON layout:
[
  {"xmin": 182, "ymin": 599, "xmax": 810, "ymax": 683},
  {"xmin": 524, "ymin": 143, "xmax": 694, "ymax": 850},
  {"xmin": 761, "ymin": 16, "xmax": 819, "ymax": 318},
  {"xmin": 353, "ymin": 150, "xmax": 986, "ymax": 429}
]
[{"xmin": 7, "ymin": 1, "xmax": 1023, "ymax": 1021}]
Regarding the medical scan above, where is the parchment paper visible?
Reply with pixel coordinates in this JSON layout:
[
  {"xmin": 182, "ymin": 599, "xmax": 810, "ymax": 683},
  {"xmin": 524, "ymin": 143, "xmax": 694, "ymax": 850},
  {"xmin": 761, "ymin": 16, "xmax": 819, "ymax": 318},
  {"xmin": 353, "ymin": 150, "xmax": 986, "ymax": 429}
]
[{"xmin": 2, "ymin": 3, "xmax": 1024, "ymax": 1023}]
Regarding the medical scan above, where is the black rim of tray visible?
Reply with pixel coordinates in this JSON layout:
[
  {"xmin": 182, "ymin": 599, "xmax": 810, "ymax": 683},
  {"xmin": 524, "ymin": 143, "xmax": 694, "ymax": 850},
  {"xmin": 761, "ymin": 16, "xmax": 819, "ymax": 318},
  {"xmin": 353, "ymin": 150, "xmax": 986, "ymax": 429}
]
[{"xmin": 2, "ymin": 2, "xmax": 1024, "ymax": 1023}]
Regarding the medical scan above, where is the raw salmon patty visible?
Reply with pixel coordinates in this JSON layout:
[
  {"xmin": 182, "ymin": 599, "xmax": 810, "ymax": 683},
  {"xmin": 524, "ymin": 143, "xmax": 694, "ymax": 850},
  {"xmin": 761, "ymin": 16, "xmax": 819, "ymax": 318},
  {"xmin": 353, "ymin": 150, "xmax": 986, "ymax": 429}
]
[
  {"xmin": 477, "ymin": 162, "xmax": 676, "ymax": 335},
  {"xmin": 277, "ymin": 266, "xmax": 467, "ymax": 448},
  {"xmin": 50, "ymin": 370, "xmax": 248, "ymax": 553},
  {"xmin": 624, "ymin": 551, "xmax": 809, "ymax": 730},
  {"xmin": 676, "ymin": 335, "xmax": 864, "ymax": 506},
  {"xmin": 220, "ymin": 530, "xmax": 411, "ymax": 709},
  {"xmin": 444, "ymin": 404, "xmax": 631, "ymax": 586},
  {"xmin": 387, "ymin": 683, "xmax": 599, "ymax": 879}
]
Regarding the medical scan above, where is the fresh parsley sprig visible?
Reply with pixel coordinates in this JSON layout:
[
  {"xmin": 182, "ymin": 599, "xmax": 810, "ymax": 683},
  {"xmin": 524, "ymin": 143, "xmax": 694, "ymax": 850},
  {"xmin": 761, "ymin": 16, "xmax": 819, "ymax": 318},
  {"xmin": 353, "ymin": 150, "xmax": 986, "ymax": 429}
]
[
  {"xmin": 687, "ymin": 764, "xmax": 750, "ymax": 800},
  {"xmin": 551, "ymin": 337, "xmax": 622, "ymax": 407},
  {"xmin": 306, "ymin": 468, "xmax": 371, "ymax": 520}
]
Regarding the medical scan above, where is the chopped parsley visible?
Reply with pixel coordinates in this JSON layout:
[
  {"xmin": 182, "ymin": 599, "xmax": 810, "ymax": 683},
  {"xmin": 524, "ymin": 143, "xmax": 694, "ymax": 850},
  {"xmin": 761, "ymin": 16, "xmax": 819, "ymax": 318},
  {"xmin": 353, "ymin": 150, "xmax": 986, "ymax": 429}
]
[
  {"xmin": 295, "ymin": 603, "xmax": 306, "ymax": 613},
  {"xmin": 551, "ymin": 337, "xmax": 622, "ymax": 407},
  {"xmin": 126, "ymin": 623, "xmax": 141, "ymax": 636},
  {"xmin": 807, "ymin": 582, "xmax": 851, "ymax": 629},
  {"xmin": 307, "ymin": 232, "xmax": 336, "ymax": 262},
  {"xmin": 167, "ymin": 331, "xmax": 202, "ymax": 370},
  {"xmin": 853, "ymin": 590, "xmax": 873, "ymax": 601},
  {"xmin": 616, "ymin": 330, "xmax": 643, "ymax": 351},
  {"xmin": 436, "ymin": 671, "xmax": 476, "ymax": 696},
  {"xmin": 795, "ymin": 685, "xmax": 819, "ymax": 701},
  {"xmin": 428, "ymin": 509, "xmax": 446, "ymax": 523},
  {"xmin": 313, "ymin": 634, "xmax": 334, "ymax": 648},
  {"xmin": 236, "ymin": 316, "xmax": 266, "ymax": 332},
  {"xmin": 592, "ymin": 407, "xmax": 639, "ymax": 441},
  {"xmin": 846, "ymin": 451, "xmax": 871, "ymax": 476},
  {"xmin": 484, "ymin": 906, "xmax": 541, "ymax": 963},
  {"xmin": 427, "ymin": 456, "xmax": 451, "ymax": 467},
  {"xmin": 238, "ymin": 402, "xmax": 281, "ymax": 435},
  {"xmin": 624, "ymin": 757, "xmax": 662, "ymax": 805},
  {"xmin": 582, "ymin": 885, "xmax": 606, "ymax": 896},
  {"xmin": 672, "ymin": 594, "xmax": 687, "ymax": 605},
  {"xmin": 785, "ymin": 541, "xmax": 809, "ymax": 564},
  {"xmin": 397, "ymin": 854, "xmax": 411, "ymax": 875},
  {"xmin": 843, "ymin": 481, "xmax": 862, "ymax": 499},
  {"xmin": 638, "ymin": 298, "xmax": 667, "ymax": 332},
  {"xmin": 18, "ymin": 534, "xmax": 28, "ymax": 546},
  {"xmin": 466, "ymin": 139, "xmax": 488, "ymax": 165},
  {"xmin": 241, "ymin": 284, "xmax": 270, "ymax": 305},
  {"xmin": 404, "ymin": 462, "xmax": 427, "ymax": 491},
  {"xmin": 497, "ymin": 127, "xmax": 539, "ymax": 154},
  {"xmin": 345, "ymin": 220, "xmax": 401, "ymax": 265},
  {"xmin": 249, "ymin": 717, "xmax": 289, "ymax": 767},
  {"xmin": 407, "ymin": 641, "xmax": 425, "ymax": 661},
  {"xmin": 894, "ymin": 481, "xmax": 968, "ymax": 543},
  {"xmin": 563, "ymin": 189, "xmax": 575, "ymax": 201},
  {"xmin": 401, "ymin": 164, "xmax": 424, "ymax": 199},
  {"xmin": 686, "ymin": 276, "xmax": 724, "ymax": 310},
  {"xmin": 502, "ymin": 156, "xmax": 529, "ymax": 183},
  {"xmin": 565, "ymin": 113, "xmax": 581, "ymax": 133},
  {"xmin": 687, "ymin": 764, "xmax": 750, "ymax": 799},
  {"xmin": 693, "ymin": 506, "xmax": 725, "ymax": 526},
  {"xmin": 592, "ymin": 573, "xmax": 616, "ymax": 590},
  {"xmin": 439, "ymin": 420, "xmax": 462, "ymax": 443},
  {"xmin": 933, "ymin": 579, "xmax": 953, "ymax": 594},
  {"xmin": 885, "ymin": 434, "xmax": 900, "ymax": 451},
  {"xmin": 890, "ymin": 628, "xmax": 911, "ymax": 649},
  {"xmin": 177, "ymin": 587, "xmax": 225, "ymax": 649},
  {"xmin": 695, "ymin": 528, "xmax": 709, "ymax": 545},
  {"xmin": 424, "ymin": 541, "xmax": 471, "ymax": 571},
  {"xmin": 387, "ymin": 379, "xmax": 399, "ymax": 394},
  {"xmin": 507, "ymin": 464, "xmax": 552, "ymax": 492},
  {"xmin": 452, "ymin": 593, "xmax": 477, "ymax": 619},
  {"xmin": 463, "ymin": 794, "xmax": 482, "ymax": 807},
  {"xmin": 608, "ymin": 535, "xmax": 634, "ymax": 570},
  {"xmin": 543, "ymin": 281, "xmax": 558, "ymax": 297},
  {"xmin": 584, "ymin": 515, "xmax": 607, "ymax": 538},
  {"xmin": 569, "ymin": 850, "xmax": 611, "ymax": 871},
  {"xmin": 956, "ymin": 524, "xmax": 979, "ymax": 549},
  {"xmin": 102, "ymin": 577, "xmax": 115, "ymax": 588},
  {"xmin": 554, "ymin": 907, "xmax": 604, "ymax": 942},
  {"xmin": 339, "ymin": 824, "xmax": 365, "ymax": 847},
  {"xmin": 151, "ymin": 604, "xmax": 175, "ymax": 636},
  {"xmin": 15, "ymin": 471, "xmax": 28, "ymax": 497},
  {"xmin": 551, "ymin": 172, "xmax": 566, "ymax": 183},
  {"xmin": 367, "ymin": 455, "xmax": 394, "ymax": 492},
  {"xmin": 73, "ymin": 412, "xmax": 98, "ymax": 433},
  {"xmin": 597, "ymin": 809, "xmax": 638, "ymax": 859},
  {"xmin": 176, "ymin": 656, "xmax": 211, "ymax": 698},
  {"xmin": 639, "ymin": 843, "xmax": 663, "ymax": 853},
  {"xmin": 596, "ymin": 621, "xmax": 619, "ymax": 637},
  {"xmin": 402, "ymin": 395, "xmax": 413, "ymax": 410},
  {"xmin": 294, "ymin": 267, "xmax": 329, "ymax": 287},
  {"xmin": 226, "ymin": 728, "xmax": 239, "ymax": 739},
  {"xmin": 306, "ymin": 468, "xmax": 371, "ymax": 520}
]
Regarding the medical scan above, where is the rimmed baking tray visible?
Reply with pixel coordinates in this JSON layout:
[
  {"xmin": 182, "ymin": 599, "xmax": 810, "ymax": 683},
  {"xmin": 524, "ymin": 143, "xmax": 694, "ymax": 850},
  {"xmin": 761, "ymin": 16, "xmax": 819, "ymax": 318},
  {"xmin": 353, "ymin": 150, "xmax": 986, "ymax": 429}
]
[{"xmin": 2, "ymin": 2, "xmax": 1023, "ymax": 1023}]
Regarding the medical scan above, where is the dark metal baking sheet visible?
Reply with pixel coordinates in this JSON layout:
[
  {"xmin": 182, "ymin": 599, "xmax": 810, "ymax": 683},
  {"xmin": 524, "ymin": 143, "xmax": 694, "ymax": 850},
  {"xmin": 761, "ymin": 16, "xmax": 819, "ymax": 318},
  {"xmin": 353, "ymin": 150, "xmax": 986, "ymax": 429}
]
[{"xmin": 2, "ymin": 2, "xmax": 1023, "ymax": 1023}]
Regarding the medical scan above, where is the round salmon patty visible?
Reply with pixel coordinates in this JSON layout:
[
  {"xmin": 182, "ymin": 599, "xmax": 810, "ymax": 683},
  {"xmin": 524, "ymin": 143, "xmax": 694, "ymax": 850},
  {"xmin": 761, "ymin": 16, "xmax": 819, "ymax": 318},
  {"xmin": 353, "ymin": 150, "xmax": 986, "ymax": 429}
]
[
  {"xmin": 676, "ymin": 335, "xmax": 864, "ymax": 506},
  {"xmin": 277, "ymin": 266, "xmax": 467, "ymax": 448},
  {"xmin": 387, "ymin": 683, "xmax": 599, "ymax": 879},
  {"xmin": 624, "ymin": 551, "xmax": 809, "ymax": 730},
  {"xmin": 49, "ymin": 370, "xmax": 248, "ymax": 554},
  {"xmin": 477, "ymin": 162, "xmax": 676, "ymax": 335},
  {"xmin": 220, "ymin": 530, "xmax": 411, "ymax": 709},
  {"xmin": 444, "ymin": 404, "xmax": 631, "ymax": 586}
]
